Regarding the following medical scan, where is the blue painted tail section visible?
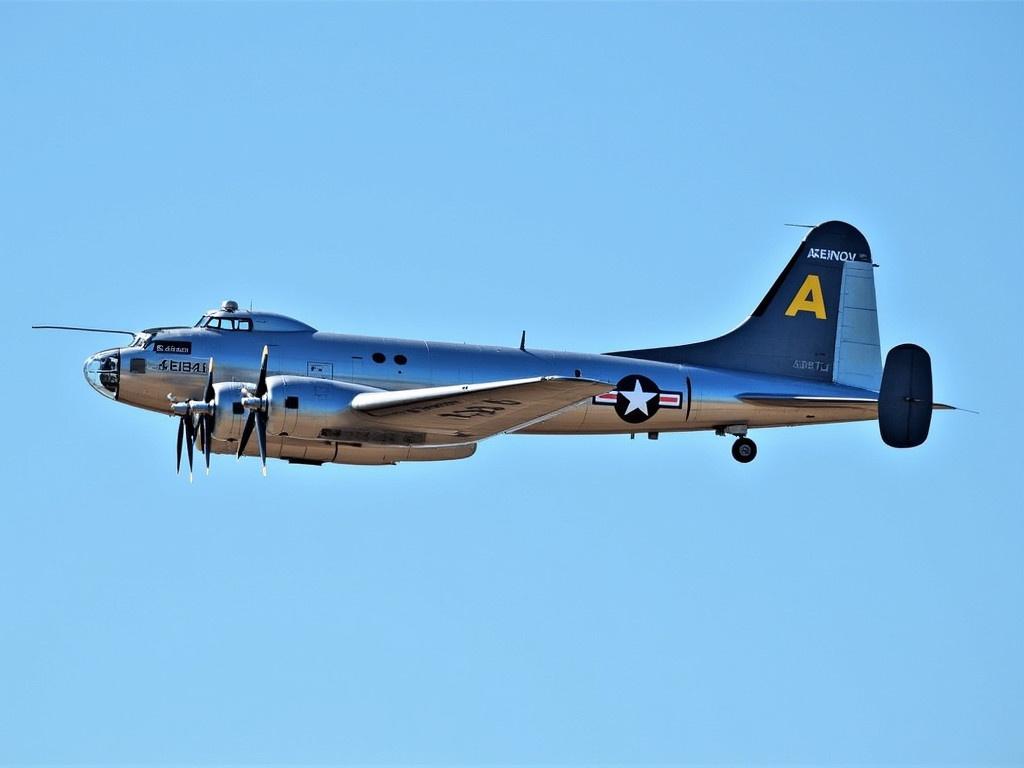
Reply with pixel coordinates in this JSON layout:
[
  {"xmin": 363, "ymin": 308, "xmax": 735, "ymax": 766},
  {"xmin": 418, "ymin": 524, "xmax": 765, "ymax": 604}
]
[{"xmin": 612, "ymin": 221, "xmax": 882, "ymax": 387}]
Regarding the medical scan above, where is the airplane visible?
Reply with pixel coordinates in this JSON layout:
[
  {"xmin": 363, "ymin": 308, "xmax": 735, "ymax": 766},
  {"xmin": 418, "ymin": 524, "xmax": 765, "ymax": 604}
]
[{"xmin": 35, "ymin": 220, "xmax": 950, "ymax": 478}]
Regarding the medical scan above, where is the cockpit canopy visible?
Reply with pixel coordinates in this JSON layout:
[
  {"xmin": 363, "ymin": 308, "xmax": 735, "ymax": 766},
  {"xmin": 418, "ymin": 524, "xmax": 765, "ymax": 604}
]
[
  {"xmin": 193, "ymin": 300, "xmax": 317, "ymax": 333},
  {"xmin": 195, "ymin": 315, "xmax": 254, "ymax": 331}
]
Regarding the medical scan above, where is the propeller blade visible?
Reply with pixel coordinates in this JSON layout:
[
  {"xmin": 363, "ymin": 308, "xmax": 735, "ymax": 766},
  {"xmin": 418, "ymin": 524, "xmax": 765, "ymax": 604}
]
[
  {"xmin": 204, "ymin": 358, "xmax": 215, "ymax": 404},
  {"xmin": 237, "ymin": 412, "xmax": 255, "ymax": 459},
  {"xmin": 176, "ymin": 417, "xmax": 184, "ymax": 474},
  {"xmin": 197, "ymin": 412, "xmax": 207, "ymax": 454},
  {"xmin": 202, "ymin": 414, "xmax": 213, "ymax": 475},
  {"xmin": 236, "ymin": 347, "xmax": 270, "ymax": 470},
  {"xmin": 255, "ymin": 345, "xmax": 269, "ymax": 397},
  {"xmin": 184, "ymin": 416, "xmax": 196, "ymax": 481},
  {"xmin": 256, "ymin": 411, "xmax": 268, "ymax": 476}
]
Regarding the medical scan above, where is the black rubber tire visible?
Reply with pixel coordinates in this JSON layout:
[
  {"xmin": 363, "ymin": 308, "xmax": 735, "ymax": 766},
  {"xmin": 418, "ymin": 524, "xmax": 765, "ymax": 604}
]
[{"xmin": 731, "ymin": 437, "xmax": 757, "ymax": 463}]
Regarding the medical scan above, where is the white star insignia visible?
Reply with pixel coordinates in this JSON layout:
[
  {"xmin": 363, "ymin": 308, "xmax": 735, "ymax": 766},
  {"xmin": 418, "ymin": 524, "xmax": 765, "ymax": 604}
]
[{"xmin": 619, "ymin": 378, "xmax": 659, "ymax": 416}]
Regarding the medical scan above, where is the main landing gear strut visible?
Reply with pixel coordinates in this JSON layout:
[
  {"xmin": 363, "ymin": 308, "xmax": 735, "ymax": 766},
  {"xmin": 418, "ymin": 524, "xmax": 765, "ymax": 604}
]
[{"xmin": 717, "ymin": 425, "xmax": 757, "ymax": 463}]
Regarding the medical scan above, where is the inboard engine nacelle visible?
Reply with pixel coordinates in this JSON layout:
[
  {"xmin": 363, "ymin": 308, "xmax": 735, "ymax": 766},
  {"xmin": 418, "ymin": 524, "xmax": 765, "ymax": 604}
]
[{"xmin": 212, "ymin": 377, "xmax": 371, "ymax": 442}]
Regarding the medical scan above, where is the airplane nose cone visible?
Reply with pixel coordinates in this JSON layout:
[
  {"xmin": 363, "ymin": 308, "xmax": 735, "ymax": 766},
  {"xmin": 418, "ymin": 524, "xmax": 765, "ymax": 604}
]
[{"xmin": 84, "ymin": 349, "xmax": 120, "ymax": 399}]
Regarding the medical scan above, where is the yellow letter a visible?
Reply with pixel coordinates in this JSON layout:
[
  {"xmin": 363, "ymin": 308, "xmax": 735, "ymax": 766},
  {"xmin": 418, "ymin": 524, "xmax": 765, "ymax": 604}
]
[{"xmin": 785, "ymin": 274, "xmax": 827, "ymax": 319}]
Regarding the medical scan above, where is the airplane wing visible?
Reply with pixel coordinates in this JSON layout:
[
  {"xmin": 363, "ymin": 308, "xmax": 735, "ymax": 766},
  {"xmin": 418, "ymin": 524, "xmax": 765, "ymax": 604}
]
[{"xmin": 346, "ymin": 375, "xmax": 611, "ymax": 442}]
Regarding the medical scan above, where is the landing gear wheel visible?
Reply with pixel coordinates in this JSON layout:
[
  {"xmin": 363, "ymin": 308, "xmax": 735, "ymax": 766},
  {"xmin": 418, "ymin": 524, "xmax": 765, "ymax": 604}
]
[{"xmin": 732, "ymin": 437, "xmax": 757, "ymax": 463}]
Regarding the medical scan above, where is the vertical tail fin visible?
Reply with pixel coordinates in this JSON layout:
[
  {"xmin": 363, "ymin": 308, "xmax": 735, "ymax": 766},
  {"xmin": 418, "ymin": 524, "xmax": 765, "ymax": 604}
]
[{"xmin": 611, "ymin": 221, "xmax": 883, "ymax": 389}]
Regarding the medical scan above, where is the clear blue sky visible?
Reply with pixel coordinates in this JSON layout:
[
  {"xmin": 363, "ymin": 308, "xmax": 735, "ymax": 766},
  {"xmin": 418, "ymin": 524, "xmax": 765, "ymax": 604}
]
[{"xmin": 2, "ymin": 3, "xmax": 1021, "ymax": 765}]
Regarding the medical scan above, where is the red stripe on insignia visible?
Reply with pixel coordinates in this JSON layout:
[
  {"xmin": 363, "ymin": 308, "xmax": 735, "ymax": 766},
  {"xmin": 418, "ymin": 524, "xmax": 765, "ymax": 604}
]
[{"xmin": 658, "ymin": 393, "xmax": 682, "ymax": 407}]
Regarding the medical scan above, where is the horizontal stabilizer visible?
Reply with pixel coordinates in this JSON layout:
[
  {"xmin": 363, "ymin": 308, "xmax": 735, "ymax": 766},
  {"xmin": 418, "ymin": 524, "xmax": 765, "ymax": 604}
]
[{"xmin": 879, "ymin": 344, "xmax": 934, "ymax": 448}]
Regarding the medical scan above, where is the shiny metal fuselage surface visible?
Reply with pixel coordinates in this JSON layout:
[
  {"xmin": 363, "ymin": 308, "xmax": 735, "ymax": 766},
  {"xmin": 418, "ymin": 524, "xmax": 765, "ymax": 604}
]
[{"xmin": 114, "ymin": 326, "xmax": 879, "ymax": 443}]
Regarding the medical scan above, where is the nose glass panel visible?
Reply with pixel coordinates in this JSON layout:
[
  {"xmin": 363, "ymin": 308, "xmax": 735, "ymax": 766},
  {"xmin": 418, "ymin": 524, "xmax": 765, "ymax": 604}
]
[{"xmin": 84, "ymin": 350, "xmax": 120, "ymax": 399}]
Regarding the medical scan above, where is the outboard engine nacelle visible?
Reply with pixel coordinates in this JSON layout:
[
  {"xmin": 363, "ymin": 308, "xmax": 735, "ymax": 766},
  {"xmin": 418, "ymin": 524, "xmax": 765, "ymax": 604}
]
[
  {"xmin": 264, "ymin": 376, "xmax": 373, "ymax": 439},
  {"xmin": 878, "ymin": 343, "xmax": 934, "ymax": 448}
]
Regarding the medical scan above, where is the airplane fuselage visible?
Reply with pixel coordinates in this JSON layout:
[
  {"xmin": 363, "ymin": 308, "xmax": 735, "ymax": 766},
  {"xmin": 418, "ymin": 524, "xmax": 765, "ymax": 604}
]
[{"xmin": 110, "ymin": 326, "xmax": 878, "ymax": 440}]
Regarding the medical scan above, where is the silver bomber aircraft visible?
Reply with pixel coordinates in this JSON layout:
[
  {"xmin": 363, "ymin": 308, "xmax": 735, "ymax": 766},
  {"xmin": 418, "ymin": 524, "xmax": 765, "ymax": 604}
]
[{"xmin": 37, "ymin": 221, "xmax": 950, "ymax": 477}]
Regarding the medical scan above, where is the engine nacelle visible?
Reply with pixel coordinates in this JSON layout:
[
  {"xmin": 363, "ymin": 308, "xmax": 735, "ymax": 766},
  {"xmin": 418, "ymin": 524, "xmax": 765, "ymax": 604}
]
[
  {"xmin": 264, "ymin": 376, "xmax": 371, "ymax": 440},
  {"xmin": 210, "ymin": 381, "xmax": 250, "ymax": 442}
]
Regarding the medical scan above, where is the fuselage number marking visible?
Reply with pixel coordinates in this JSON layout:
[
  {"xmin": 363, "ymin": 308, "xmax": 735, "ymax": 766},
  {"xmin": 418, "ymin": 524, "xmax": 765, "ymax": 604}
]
[{"xmin": 156, "ymin": 359, "xmax": 208, "ymax": 375}]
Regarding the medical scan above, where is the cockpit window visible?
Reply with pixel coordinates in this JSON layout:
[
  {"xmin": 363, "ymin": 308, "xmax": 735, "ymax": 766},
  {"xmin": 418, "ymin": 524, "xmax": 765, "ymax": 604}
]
[{"xmin": 199, "ymin": 316, "xmax": 252, "ymax": 331}]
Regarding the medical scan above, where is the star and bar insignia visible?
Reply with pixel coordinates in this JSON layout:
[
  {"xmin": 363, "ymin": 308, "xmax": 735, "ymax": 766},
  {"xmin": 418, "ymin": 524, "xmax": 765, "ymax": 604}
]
[{"xmin": 592, "ymin": 374, "xmax": 683, "ymax": 424}]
